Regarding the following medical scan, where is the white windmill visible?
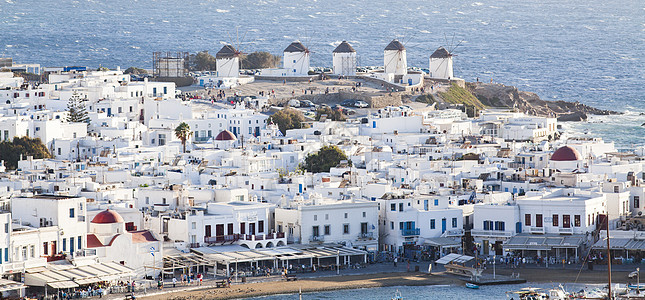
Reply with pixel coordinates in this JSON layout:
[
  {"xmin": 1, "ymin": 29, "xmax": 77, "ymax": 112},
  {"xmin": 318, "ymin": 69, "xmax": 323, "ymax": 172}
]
[
  {"xmin": 216, "ymin": 44, "xmax": 241, "ymax": 78},
  {"xmin": 283, "ymin": 41, "xmax": 310, "ymax": 76},
  {"xmin": 332, "ymin": 41, "xmax": 357, "ymax": 76},
  {"xmin": 429, "ymin": 35, "xmax": 461, "ymax": 80},
  {"xmin": 383, "ymin": 39, "xmax": 407, "ymax": 76}
]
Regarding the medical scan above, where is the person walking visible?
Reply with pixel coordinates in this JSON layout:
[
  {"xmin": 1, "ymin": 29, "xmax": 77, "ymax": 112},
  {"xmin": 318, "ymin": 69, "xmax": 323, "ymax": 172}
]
[
  {"xmin": 172, "ymin": 277, "xmax": 177, "ymax": 288},
  {"xmin": 394, "ymin": 256, "xmax": 398, "ymax": 267}
]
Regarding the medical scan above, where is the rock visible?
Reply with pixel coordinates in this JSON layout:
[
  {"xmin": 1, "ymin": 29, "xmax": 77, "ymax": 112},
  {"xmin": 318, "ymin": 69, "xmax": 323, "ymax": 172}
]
[{"xmin": 466, "ymin": 82, "xmax": 620, "ymax": 121}]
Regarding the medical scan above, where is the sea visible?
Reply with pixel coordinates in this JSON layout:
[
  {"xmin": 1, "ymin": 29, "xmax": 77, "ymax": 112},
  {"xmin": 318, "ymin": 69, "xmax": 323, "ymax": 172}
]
[
  {"xmin": 242, "ymin": 283, "xmax": 604, "ymax": 299},
  {"xmin": 1, "ymin": 0, "xmax": 643, "ymax": 148}
]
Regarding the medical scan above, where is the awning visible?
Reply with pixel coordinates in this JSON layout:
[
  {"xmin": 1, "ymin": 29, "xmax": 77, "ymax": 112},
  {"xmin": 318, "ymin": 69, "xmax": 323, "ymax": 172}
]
[
  {"xmin": 592, "ymin": 238, "xmax": 645, "ymax": 251},
  {"xmin": 0, "ymin": 279, "xmax": 26, "ymax": 293},
  {"xmin": 424, "ymin": 237, "xmax": 461, "ymax": 248},
  {"xmin": 435, "ymin": 253, "xmax": 474, "ymax": 264},
  {"xmin": 48, "ymin": 281, "xmax": 78, "ymax": 289},
  {"xmin": 504, "ymin": 234, "xmax": 584, "ymax": 251}
]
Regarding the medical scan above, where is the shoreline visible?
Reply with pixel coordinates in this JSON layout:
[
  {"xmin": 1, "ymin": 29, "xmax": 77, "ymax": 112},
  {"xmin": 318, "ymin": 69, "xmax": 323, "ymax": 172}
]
[{"xmin": 138, "ymin": 268, "xmax": 632, "ymax": 300}]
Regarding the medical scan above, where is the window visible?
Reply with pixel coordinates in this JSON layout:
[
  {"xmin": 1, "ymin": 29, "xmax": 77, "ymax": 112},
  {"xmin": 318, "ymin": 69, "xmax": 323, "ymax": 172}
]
[
  {"xmin": 399, "ymin": 222, "xmax": 404, "ymax": 230},
  {"xmin": 553, "ymin": 214, "xmax": 559, "ymax": 227},
  {"xmin": 30, "ymin": 245, "xmax": 35, "ymax": 258},
  {"xmin": 191, "ymin": 222, "xmax": 196, "ymax": 229},
  {"xmin": 362, "ymin": 212, "xmax": 366, "ymax": 218},
  {"xmin": 312, "ymin": 226, "xmax": 319, "ymax": 237},
  {"xmin": 313, "ymin": 215, "xmax": 317, "ymax": 221},
  {"xmin": 145, "ymin": 197, "xmax": 150, "ymax": 205},
  {"xmin": 525, "ymin": 214, "xmax": 531, "ymax": 226},
  {"xmin": 563, "ymin": 215, "xmax": 571, "ymax": 228},
  {"xmin": 390, "ymin": 204, "xmax": 396, "ymax": 211},
  {"xmin": 43, "ymin": 242, "xmax": 48, "ymax": 255},
  {"xmin": 343, "ymin": 224, "xmax": 349, "ymax": 234},
  {"xmin": 258, "ymin": 221, "xmax": 264, "ymax": 233},
  {"xmin": 399, "ymin": 203, "xmax": 403, "ymax": 212},
  {"xmin": 574, "ymin": 215, "xmax": 581, "ymax": 227},
  {"xmin": 325, "ymin": 214, "xmax": 329, "ymax": 220},
  {"xmin": 635, "ymin": 196, "xmax": 640, "ymax": 209},
  {"xmin": 324, "ymin": 225, "xmax": 330, "ymax": 235},
  {"xmin": 494, "ymin": 221, "xmax": 505, "ymax": 231},
  {"xmin": 434, "ymin": 199, "xmax": 439, "ymax": 206},
  {"xmin": 69, "ymin": 208, "xmax": 75, "ymax": 218},
  {"xmin": 430, "ymin": 219, "xmax": 435, "ymax": 229},
  {"xmin": 62, "ymin": 238, "xmax": 66, "ymax": 252},
  {"xmin": 483, "ymin": 220, "xmax": 491, "ymax": 230},
  {"xmin": 390, "ymin": 222, "xmax": 394, "ymax": 230},
  {"xmin": 536, "ymin": 214, "xmax": 543, "ymax": 228},
  {"xmin": 4, "ymin": 223, "xmax": 7, "ymax": 233},
  {"xmin": 78, "ymin": 236, "xmax": 82, "ymax": 249},
  {"xmin": 614, "ymin": 186, "xmax": 619, "ymax": 193},
  {"xmin": 452, "ymin": 217, "xmax": 457, "ymax": 228},
  {"xmin": 344, "ymin": 213, "xmax": 348, "ymax": 219}
]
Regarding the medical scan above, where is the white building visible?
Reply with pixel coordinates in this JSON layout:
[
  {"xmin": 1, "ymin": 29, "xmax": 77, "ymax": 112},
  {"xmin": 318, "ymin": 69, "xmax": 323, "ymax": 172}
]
[
  {"xmin": 283, "ymin": 41, "xmax": 311, "ymax": 76},
  {"xmin": 332, "ymin": 41, "xmax": 357, "ymax": 76}
]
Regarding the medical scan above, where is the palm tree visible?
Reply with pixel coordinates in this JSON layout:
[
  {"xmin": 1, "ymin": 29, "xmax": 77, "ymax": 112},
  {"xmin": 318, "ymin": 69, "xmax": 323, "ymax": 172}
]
[{"xmin": 174, "ymin": 122, "xmax": 192, "ymax": 153}]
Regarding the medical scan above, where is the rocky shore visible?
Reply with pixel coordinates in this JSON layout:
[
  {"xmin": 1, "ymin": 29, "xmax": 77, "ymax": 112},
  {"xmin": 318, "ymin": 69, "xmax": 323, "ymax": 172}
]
[{"xmin": 465, "ymin": 82, "xmax": 620, "ymax": 121}]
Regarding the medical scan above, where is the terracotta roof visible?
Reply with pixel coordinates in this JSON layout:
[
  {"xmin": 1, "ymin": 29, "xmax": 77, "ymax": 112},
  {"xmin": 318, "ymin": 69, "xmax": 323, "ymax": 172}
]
[
  {"xmin": 91, "ymin": 209, "xmax": 124, "ymax": 224},
  {"xmin": 216, "ymin": 45, "xmax": 238, "ymax": 58},
  {"xmin": 131, "ymin": 230, "xmax": 158, "ymax": 243},
  {"xmin": 385, "ymin": 39, "xmax": 405, "ymax": 51},
  {"xmin": 284, "ymin": 41, "xmax": 308, "ymax": 53},
  {"xmin": 551, "ymin": 146, "xmax": 582, "ymax": 161},
  {"xmin": 215, "ymin": 130, "xmax": 237, "ymax": 141},
  {"xmin": 86, "ymin": 234, "xmax": 104, "ymax": 248},
  {"xmin": 430, "ymin": 47, "xmax": 451, "ymax": 58},
  {"xmin": 333, "ymin": 41, "xmax": 356, "ymax": 53}
]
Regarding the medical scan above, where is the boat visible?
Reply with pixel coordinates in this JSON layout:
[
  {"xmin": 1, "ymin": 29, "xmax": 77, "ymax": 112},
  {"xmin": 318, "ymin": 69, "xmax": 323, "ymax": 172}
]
[
  {"xmin": 466, "ymin": 283, "xmax": 479, "ymax": 289},
  {"xmin": 391, "ymin": 289, "xmax": 403, "ymax": 300},
  {"xmin": 505, "ymin": 287, "xmax": 569, "ymax": 300},
  {"xmin": 628, "ymin": 283, "xmax": 645, "ymax": 290}
]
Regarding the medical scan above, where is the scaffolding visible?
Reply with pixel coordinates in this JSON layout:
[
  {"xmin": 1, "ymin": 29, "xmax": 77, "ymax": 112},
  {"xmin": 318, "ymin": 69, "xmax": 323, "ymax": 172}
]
[{"xmin": 152, "ymin": 52, "xmax": 189, "ymax": 78}]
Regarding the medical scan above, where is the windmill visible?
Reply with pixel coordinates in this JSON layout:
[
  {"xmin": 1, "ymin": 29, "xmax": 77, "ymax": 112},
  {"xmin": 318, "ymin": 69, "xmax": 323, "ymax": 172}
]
[
  {"xmin": 428, "ymin": 33, "xmax": 462, "ymax": 80},
  {"xmin": 384, "ymin": 39, "xmax": 407, "ymax": 76},
  {"xmin": 283, "ymin": 41, "xmax": 311, "ymax": 75},
  {"xmin": 332, "ymin": 41, "xmax": 357, "ymax": 76},
  {"xmin": 216, "ymin": 28, "xmax": 250, "ymax": 78}
]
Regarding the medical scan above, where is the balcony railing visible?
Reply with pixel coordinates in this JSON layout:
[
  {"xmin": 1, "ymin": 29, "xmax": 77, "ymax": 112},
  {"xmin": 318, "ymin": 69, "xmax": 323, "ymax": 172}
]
[
  {"xmin": 401, "ymin": 228, "xmax": 420, "ymax": 236},
  {"xmin": 529, "ymin": 226, "xmax": 545, "ymax": 234},
  {"xmin": 309, "ymin": 235, "xmax": 325, "ymax": 243},
  {"xmin": 204, "ymin": 232, "xmax": 285, "ymax": 244},
  {"xmin": 559, "ymin": 227, "xmax": 573, "ymax": 234},
  {"xmin": 471, "ymin": 230, "xmax": 514, "ymax": 237},
  {"xmin": 204, "ymin": 234, "xmax": 241, "ymax": 244},
  {"xmin": 358, "ymin": 232, "xmax": 374, "ymax": 240},
  {"xmin": 442, "ymin": 229, "xmax": 465, "ymax": 237}
]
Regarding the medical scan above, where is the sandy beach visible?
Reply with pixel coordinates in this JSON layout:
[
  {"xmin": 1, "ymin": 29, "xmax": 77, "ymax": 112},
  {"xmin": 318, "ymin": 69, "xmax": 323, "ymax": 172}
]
[{"xmin": 138, "ymin": 267, "xmax": 631, "ymax": 300}]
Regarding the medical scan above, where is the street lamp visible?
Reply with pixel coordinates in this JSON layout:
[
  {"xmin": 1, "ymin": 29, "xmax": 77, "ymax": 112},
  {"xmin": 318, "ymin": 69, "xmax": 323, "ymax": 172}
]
[
  {"xmin": 637, "ymin": 267, "xmax": 641, "ymax": 295},
  {"xmin": 336, "ymin": 250, "xmax": 340, "ymax": 275},
  {"xmin": 493, "ymin": 255, "xmax": 496, "ymax": 279}
]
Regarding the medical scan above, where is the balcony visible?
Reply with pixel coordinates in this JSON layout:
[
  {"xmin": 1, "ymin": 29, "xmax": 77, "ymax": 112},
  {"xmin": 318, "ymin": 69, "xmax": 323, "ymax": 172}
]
[
  {"xmin": 559, "ymin": 227, "xmax": 573, "ymax": 234},
  {"xmin": 471, "ymin": 230, "xmax": 514, "ymax": 238},
  {"xmin": 401, "ymin": 228, "xmax": 420, "ymax": 236},
  {"xmin": 529, "ymin": 226, "xmax": 545, "ymax": 234},
  {"xmin": 442, "ymin": 229, "xmax": 465, "ymax": 237},
  {"xmin": 358, "ymin": 232, "xmax": 374, "ymax": 240},
  {"xmin": 309, "ymin": 235, "xmax": 324, "ymax": 243},
  {"xmin": 204, "ymin": 234, "xmax": 242, "ymax": 244}
]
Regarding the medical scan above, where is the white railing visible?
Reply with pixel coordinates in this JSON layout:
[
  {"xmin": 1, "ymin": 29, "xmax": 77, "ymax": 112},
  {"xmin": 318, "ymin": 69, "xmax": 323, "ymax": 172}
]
[
  {"xmin": 471, "ymin": 230, "xmax": 514, "ymax": 237},
  {"xmin": 442, "ymin": 228, "xmax": 465, "ymax": 237},
  {"xmin": 529, "ymin": 226, "xmax": 545, "ymax": 234},
  {"xmin": 559, "ymin": 227, "xmax": 574, "ymax": 234}
]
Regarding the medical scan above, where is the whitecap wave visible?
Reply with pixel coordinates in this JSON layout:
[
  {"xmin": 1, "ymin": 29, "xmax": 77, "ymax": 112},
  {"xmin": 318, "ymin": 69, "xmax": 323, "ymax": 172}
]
[{"xmin": 216, "ymin": 9, "xmax": 229, "ymax": 13}]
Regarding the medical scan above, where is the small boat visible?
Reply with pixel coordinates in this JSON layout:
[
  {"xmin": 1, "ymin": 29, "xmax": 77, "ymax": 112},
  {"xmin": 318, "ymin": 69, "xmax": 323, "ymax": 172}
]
[
  {"xmin": 628, "ymin": 283, "xmax": 645, "ymax": 290},
  {"xmin": 466, "ymin": 283, "xmax": 479, "ymax": 289},
  {"xmin": 391, "ymin": 289, "xmax": 403, "ymax": 300}
]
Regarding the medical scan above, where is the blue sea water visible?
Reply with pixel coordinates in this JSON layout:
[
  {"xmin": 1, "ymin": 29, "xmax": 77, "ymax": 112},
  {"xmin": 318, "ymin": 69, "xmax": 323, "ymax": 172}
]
[
  {"xmin": 0, "ymin": 0, "xmax": 643, "ymax": 147},
  {"xmin": 242, "ymin": 283, "xmax": 604, "ymax": 300}
]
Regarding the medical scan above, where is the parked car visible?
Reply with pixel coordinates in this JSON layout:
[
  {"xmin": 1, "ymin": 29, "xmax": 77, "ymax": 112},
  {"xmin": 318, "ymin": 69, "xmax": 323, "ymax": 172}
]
[
  {"xmin": 343, "ymin": 108, "xmax": 357, "ymax": 115},
  {"xmin": 341, "ymin": 99, "xmax": 357, "ymax": 106},
  {"xmin": 288, "ymin": 99, "xmax": 301, "ymax": 107},
  {"xmin": 300, "ymin": 100, "xmax": 315, "ymax": 107},
  {"xmin": 354, "ymin": 100, "xmax": 369, "ymax": 108}
]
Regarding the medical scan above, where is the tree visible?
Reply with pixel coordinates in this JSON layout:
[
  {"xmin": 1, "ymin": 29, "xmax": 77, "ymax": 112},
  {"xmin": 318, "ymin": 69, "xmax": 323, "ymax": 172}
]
[
  {"xmin": 0, "ymin": 137, "xmax": 52, "ymax": 169},
  {"xmin": 124, "ymin": 67, "xmax": 147, "ymax": 74},
  {"xmin": 315, "ymin": 107, "xmax": 346, "ymax": 121},
  {"xmin": 301, "ymin": 145, "xmax": 349, "ymax": 173},
  {"xmin": 192, "ymin": 51, "xmax": 217, "ymax": 71},
  {"xmin": 174, "ymin": 122, "xmax": 192, "ymax": 153},
  {"xmin": 240, "ymin": 51, "xmax": 281, "ymax": 69},
  {"xmin": 66, "ymin": 92, "xmax": 90, "ymax": 123},
  {"xmin": 268, "ymin": 108, "xmax": 306, "ymax": 135}
]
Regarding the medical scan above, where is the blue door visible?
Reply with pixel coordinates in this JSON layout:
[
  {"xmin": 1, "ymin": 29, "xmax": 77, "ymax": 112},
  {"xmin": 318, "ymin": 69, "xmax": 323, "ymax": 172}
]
[
  {"xmin": 408, "ymin": 78, "xmax": 412, "ymax": 85},
  {"xmin": 298, "ymin": 184, "xmax": 303, "ymax": 194},
  {"xmin": 107, "ymin": 108, "xmax": 112, "ymax": 116},
  {"xmin": 441, "ymin": 218, "xmax": 446, "ymax": 233},
  {"xmin": 424, "ymin": 200, "xmax": 428, "ymax": 211},
  {"xmin": 516, "ymin": 222, "xmax": 522, "ymax": 233},
  {"xmin": 512, "ymin": 187, "xmax": 517, "ymax": 194}
]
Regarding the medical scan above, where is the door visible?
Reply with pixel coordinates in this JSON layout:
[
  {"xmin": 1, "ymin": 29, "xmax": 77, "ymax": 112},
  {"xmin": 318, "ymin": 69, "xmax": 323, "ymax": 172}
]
[
  {"xmin": 249, "ymin": 223, "xmax": 256, "ymax": 235},
  {"xmin": 361, "ymin": 222, "xmax": 368, "ymax": 234},
  {"xmin": 205, "ymin": 225, "xmax": 212, "ymax": 237},
  {"xmin": 240, "ymin": 222, "xmax": 246, "ymax": 235},
  {"xmin": 107, "ymin": 108, "xmax": 112, "ymax": 116},
  {"xmin": 441, "ymin": 218, "xmax": 446, "ymax": 233},
  {"xmin": 536, "ymin": 214, "xmax": 543, "ymax": 227},
  {"xmin": 495, "ymin": 241, "xmax": 503, "ymax": 255},
  {"xmin": 563, "ymin": 215, "xmax": 571, "ymax": 228},
  {"xmin": 516, "ymin": 222, "xmax": 522, "ymax": 234},
  {"xmin": 228, "ymin": 223, "xmax": 234, "ymax": 235}
]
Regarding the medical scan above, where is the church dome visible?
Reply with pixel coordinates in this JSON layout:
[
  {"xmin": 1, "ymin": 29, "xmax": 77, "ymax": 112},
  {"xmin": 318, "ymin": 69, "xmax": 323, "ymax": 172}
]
[
  {"xmin": 91, "ymin": 209, "xmax": 124, "ymax": 224},
  {"xmin": 550, "ymin": 146, "xmax": 581, "ymax": 161},
  {"xmin": 215, "ymin": 130, "xmax": 237, "ymax": 141}
]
